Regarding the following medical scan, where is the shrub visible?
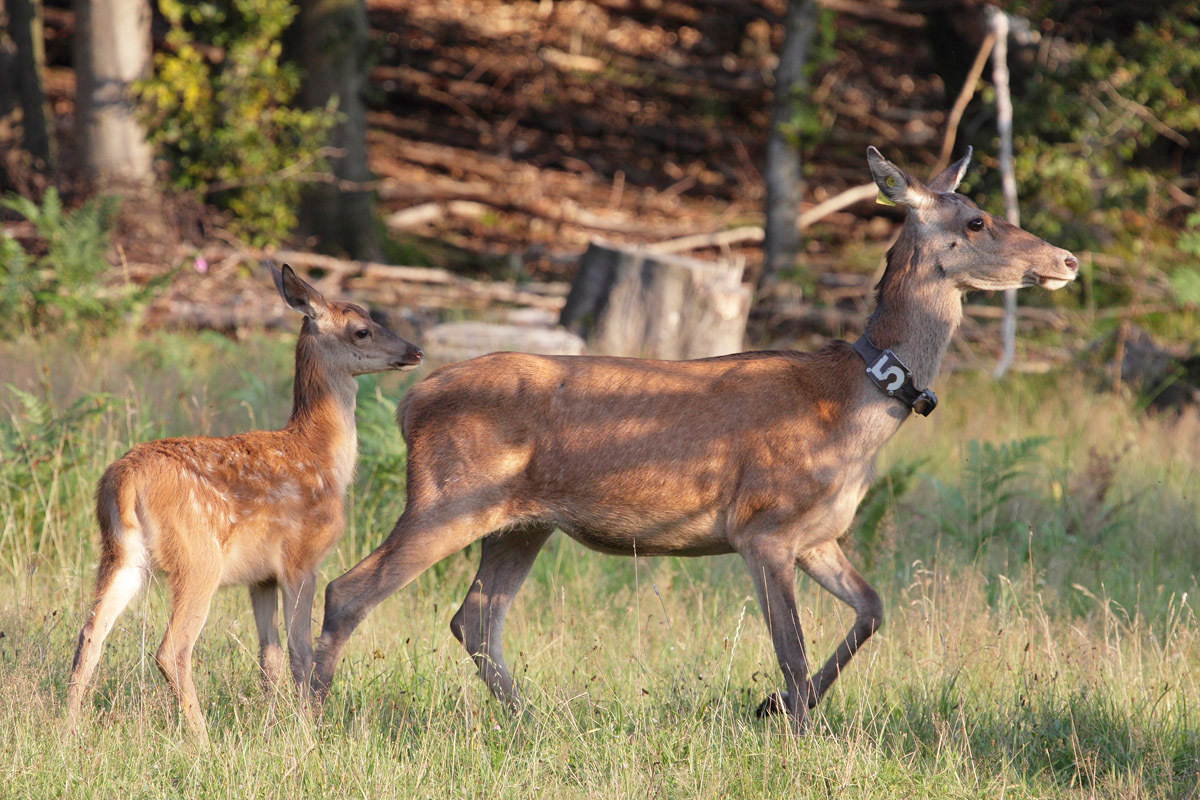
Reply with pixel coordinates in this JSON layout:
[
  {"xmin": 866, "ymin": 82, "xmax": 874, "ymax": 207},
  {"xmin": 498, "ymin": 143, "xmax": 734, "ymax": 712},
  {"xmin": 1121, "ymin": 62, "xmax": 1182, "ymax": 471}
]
[
  {"xmin": 135, "ymin": 0, "xmax": 336, "ymax": 245},
  {"xmin": 973, "ymin": 1, "xmax": 1200, "ymax": 266}
]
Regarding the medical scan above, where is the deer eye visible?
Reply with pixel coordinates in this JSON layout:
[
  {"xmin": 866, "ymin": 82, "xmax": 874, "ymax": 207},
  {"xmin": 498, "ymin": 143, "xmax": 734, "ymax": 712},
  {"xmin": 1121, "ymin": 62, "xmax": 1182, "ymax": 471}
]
[
  {"xmin": 967, "ymin": 218, "xmax": 985, "ymax": 232},
  {"xmin": 353, "ymin": 328, "xmax": 370, "ymax": 341}
]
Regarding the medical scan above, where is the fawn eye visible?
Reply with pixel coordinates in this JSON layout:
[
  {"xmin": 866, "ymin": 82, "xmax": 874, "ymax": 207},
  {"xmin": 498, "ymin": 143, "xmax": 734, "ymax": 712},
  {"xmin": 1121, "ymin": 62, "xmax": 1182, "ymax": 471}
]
[
  {"xmin": 967, "ymin": 218, "xmax": 985, "ymax": 232},
  {"xmin": 353, "ymin": 328, "xmax": 370, "ymax": 341}
]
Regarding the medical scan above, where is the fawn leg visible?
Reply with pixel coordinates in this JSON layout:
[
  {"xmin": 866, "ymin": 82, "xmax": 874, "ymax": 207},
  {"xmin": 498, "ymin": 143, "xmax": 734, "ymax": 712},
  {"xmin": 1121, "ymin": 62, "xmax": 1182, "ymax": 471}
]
[
  {"xmin": 156, "ymin": 571, "xmax": 219, "ymax": 744},
  {"xmin": 249, "ymin": 581, "xmax": 284, "ymax": 691},
  {"xmin": 282, "ymin": 571, "xmax": 317, "ymax": 694},
  {"xmin": 65, "ymin": 561, "xmax": 145, "ymax": 733}
]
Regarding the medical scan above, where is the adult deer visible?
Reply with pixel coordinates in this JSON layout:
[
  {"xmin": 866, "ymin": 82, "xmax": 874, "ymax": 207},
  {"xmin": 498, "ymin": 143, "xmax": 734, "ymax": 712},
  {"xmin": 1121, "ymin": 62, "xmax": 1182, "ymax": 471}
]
[
  {"xmin": 310, "ymin": 147, "xmax": 1078, "ymax": 731},
  {"xmin": 65, "ymin": 263, "xmax": 423, "ymax": 743}
]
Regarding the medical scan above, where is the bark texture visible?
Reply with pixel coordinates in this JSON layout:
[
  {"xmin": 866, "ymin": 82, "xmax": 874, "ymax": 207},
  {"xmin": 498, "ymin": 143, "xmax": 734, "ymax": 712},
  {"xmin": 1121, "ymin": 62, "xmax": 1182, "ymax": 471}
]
[
  {"xmin": 8, "ymin": 0, "xmax": 53, "ymax": 169},
  {"xmin": 73, "ymin": 0, "xmax": 153, "ymax": 188},
  {"xmin": 760, "ymin": 0, "xmax": 818, "ymax": 290},
  {"xmin": 297, "ymin": 0, "xmax": 380, "ymax": 260},
  {"xmin": 561, "ymin": 241, "xmax": 750, "ymax": 360}
]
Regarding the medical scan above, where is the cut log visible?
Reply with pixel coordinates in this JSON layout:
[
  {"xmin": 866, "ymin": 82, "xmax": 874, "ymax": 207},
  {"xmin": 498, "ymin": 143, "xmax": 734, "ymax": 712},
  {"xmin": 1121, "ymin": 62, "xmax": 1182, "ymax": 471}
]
[
  {"xmin": 423, "ymin": 321, "xmax": 586, "ymax": 366},
  {"xmin": 560, "ymin": 241, "xmax": 750, "ymax": 360}
]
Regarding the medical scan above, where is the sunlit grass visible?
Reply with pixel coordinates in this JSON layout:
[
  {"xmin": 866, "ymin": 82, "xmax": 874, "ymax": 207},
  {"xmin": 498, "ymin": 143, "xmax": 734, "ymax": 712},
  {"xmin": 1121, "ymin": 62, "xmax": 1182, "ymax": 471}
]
[{"xmin": 1, "ymin": 331, "xmax": 1197, "ymax": 799}]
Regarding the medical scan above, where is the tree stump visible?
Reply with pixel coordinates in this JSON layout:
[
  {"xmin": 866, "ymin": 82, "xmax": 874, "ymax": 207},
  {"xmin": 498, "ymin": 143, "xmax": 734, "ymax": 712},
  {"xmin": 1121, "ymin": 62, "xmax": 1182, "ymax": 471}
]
[{"xmin": 560, "ymin": 241, "xmax": 751, "ymax": 359}]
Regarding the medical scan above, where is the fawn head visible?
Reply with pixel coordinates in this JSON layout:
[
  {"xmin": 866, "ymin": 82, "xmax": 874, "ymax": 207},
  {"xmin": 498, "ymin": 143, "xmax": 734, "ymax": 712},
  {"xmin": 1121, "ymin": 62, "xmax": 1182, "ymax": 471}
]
[
  {"xmin": 868, "ymin": 146, "xmax": 1078, "ymax": 293},
  {"xmin": 268, "ymin": 262, "xmax": 424, "ymax": 375}
]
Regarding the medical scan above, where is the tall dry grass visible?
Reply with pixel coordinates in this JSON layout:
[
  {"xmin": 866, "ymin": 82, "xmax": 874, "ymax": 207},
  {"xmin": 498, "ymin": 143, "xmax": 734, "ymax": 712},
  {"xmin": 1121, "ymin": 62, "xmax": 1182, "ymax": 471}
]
[{"xmin": 1, "ymin": 332, "xmax": 1197, "ymax": 799}]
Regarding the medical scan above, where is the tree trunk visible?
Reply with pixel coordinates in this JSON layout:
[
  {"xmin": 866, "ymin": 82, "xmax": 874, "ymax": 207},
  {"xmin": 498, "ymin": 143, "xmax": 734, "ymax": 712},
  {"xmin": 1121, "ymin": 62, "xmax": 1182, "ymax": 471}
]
[
  {"xmin": 73, "ymin": 0, "xmax": 153, "ymax": 189},
  {"xmin": 7, "ymin": 0, "xmax": 53, "ymax": 170},
  {"xmin": 0, "ymin": 17, "xmax": 17, "ymax": 191},
  {"xmin": 561, "ymin": 242, "xmax": 751, "ymax": 360},
  {"xmin": 760, "ymin": 0, "xmax": 818, "ymax": 292},
  {"xmin": 297, "ymin": 0, "xmax": 380, "ymax": 261},
  {"xmin": 988, "ymin": 7, "xmax": 1019, "ymax": 379}
]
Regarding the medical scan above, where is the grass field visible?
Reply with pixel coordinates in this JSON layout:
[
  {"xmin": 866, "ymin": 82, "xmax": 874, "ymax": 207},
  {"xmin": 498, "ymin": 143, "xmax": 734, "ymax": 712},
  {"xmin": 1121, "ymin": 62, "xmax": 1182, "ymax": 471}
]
[{"xmin": 1, "ymin": 331, "xmax": 1198, "ymax": 799}]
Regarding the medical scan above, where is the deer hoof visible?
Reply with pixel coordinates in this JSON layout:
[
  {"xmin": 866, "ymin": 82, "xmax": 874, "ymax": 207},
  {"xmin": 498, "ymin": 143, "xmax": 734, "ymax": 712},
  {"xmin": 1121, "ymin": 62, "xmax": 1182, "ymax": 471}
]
[{"xmin": 755, "ymin": 692, "xmax": 788, "ymax": 718}]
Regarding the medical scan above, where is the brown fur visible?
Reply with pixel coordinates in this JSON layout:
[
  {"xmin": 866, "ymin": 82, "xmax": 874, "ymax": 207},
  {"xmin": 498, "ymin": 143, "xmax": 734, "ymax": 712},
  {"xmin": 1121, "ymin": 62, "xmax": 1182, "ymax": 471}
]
[
  {"xmin": 64, "ymin": 264, "xmax": 422, "ymax": 743},
  {"xmin": 310, "ymin": 148, "xmax": 1079, "ymax": 732}
]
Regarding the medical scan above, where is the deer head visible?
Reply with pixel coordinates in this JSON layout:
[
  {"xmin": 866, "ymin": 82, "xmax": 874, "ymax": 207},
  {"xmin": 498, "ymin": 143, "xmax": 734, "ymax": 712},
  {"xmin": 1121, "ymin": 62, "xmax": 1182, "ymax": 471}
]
[
  {"xmin": 268, "ymin": 261, "xmax": 423, "ymax": 375},
  {"xmin": 867, "ymin": 146, "xmax": 1078, "ymax": 292}
]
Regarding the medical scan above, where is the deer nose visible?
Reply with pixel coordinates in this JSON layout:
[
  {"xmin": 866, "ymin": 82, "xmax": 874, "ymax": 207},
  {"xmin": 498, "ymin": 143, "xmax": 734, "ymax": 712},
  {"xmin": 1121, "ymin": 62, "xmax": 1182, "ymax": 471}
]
[
  {"xmin": 412, "ymin": 347, "xmax": 424, "ymax": 361},
  {"xmin": 1064, "ymin": 255, "xmax": 1079, "ymax": 272}
]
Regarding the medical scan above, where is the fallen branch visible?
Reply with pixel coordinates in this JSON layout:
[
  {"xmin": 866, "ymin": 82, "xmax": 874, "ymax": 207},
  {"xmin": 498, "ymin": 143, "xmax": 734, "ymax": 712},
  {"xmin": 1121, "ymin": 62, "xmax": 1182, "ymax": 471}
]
[
  {"xmin": 796, "ymin": 183, "xmax": 880, "ymax": 229},
  {"xmin": 267, "ymin": 249, "xmax": 569, "ymax": 311},
  {"xmin": 648, "ymin": 182, "xmax": 879, "ymax": 254},
  {"xmin": 647, "ymin": 226, "xmax": 763, "ymax": 254},
  {"xmin": 935, "ymin": 32, "xmax": 996, "ymax": 173}
]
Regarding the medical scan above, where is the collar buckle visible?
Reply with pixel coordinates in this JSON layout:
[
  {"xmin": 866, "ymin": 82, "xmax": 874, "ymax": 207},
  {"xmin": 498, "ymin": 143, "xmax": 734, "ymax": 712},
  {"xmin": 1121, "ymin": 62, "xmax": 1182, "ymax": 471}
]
[{"xmin": 912, "ymin": 389, "xmax": 938, "ymax": 416}]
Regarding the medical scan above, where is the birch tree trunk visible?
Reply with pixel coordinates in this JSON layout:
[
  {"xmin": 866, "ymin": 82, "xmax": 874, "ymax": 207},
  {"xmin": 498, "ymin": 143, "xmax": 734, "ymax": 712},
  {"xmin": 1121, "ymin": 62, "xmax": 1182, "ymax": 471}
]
[
  {"xmin": 297, "ymin": 0, "xmax": 380, "ymax": 261},
  {"xmin": 988, "ymin": 7, "xmax": 1020, "ymax": 379},
  {"xmin": 73, "ymin": 0, "xmax": 153, "ymax": 189},
  {"xmin": 760, "ymin": 0, "xmax": 818, "ymax": 292}
]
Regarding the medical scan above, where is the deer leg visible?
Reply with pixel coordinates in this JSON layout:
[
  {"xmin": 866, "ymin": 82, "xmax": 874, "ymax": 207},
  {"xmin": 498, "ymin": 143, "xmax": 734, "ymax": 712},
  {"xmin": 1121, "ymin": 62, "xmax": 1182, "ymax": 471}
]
[
  {"xmin": 741, "ymin": 537, "xmax": 811, "ymax": 732},
  {"xmin": 799, "ymin": 540, "xmax": 882, "ymax": 706},
  {"xmin": 281, "ymin": 571, "xmax": 317, "ymax": 695},
  {"xmin": 449, "ymin": 524, "xmax": 553, "ymax": 712},
  {"xmin": 757, "ymin": 540, "xmax": 882, "ymax": 716},
  {"xmin": 65, "ymin": 560, "xmax": 146, "ymax": 734},
  {"xmin": 156, "ymin": 572, "xmax": 219, "ymax": 744},
  {"xmin": 312, "ymin": 505, "xmax": 504, "ymax": 701},
  {"xmin": 249, "ymin": 581, "xmax": 284, "ymax": 692}
]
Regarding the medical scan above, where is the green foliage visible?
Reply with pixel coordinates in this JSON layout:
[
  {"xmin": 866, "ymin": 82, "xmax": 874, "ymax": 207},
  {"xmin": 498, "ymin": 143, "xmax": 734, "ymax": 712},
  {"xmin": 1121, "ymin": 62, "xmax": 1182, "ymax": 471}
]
[
  {"xmin": 0, "ymin": 385, "xmax": 112, "ymax": 494},
  {"xmin": 932, "ymin": 436, "xmax": 1048, "ymax": 558},
  {"xmin": 0, "ymin": 385, "xmax": 113, "ymax": 562},
  {"xmin": 136, "ymin": 0, "xmax": 335, "ymax": 245},
  {"xmin": 1172, "ymin": 212, "xmax": 1200, "ymax": 305},
  {"xmin": 980, "ymin": 2, "xmax": 1200, "ymax": 266},
  {"xmin": 0, "ymin": 188, "xmax": 142, "ymax": 337},
  {"xmin": 853, "ymin": 456, "xmax": 926, "ymax": 571},
  {"xmin": 355, "ymin": 375, "xmax": 409, "ymax": 500}
]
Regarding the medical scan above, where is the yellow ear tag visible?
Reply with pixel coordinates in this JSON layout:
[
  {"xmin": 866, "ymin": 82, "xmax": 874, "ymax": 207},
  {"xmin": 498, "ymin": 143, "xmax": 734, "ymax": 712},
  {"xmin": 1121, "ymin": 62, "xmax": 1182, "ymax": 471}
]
[{"xmin": 877, "ymin": 175, "xmax": 897, "ymax": 205}]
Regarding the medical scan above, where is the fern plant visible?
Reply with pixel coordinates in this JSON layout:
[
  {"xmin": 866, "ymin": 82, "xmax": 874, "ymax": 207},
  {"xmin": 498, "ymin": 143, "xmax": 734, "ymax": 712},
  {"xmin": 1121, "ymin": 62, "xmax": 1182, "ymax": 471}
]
[
  {"xmin": 852, "ymin": 456, "xmax": 926, "ymax": 571},
  {"xmin": 0, "ymin": 385, "xmax": 113, "ymax": 493},
  {"xmin": 0, "ymin": 188, "xmax": 143, "ymax": 337},
  {"xmin": 934, "ymin": 436, "xmax": 1049, "ymax": 558}
]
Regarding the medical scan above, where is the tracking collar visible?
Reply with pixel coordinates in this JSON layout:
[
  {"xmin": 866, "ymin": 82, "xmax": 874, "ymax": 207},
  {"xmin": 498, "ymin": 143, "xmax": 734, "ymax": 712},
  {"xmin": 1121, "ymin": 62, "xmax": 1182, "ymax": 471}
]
[{"xmin": 851, "ymin": 336, "xmax": 938, "ymax": 417}]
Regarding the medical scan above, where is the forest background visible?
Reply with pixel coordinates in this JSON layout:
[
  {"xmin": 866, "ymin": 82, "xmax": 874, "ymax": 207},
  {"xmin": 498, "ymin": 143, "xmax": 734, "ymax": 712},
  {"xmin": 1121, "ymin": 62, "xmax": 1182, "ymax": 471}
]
[{"xmin": 1, "ymin": 1, "xmax": 1199, "ymax": 798}]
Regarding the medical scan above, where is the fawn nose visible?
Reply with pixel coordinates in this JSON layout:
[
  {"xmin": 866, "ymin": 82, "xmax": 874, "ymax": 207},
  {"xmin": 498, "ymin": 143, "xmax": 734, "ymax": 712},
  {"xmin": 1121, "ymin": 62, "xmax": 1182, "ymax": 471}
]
[{"xmin": 1064, "ymin": 255, "xmax": 1079, "ymax": 272}]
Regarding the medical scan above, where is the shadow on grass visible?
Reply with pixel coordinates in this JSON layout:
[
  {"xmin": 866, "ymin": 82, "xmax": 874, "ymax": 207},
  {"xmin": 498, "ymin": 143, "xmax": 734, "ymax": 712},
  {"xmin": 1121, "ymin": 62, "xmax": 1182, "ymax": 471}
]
[{"xmin": 817, "ymin": 678, "xmax": 1200, "ymax": 797}]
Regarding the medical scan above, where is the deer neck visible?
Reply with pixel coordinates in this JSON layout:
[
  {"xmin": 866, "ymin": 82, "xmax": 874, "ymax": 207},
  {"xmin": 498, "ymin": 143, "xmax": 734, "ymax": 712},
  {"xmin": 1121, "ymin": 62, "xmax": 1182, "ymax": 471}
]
[
  {"xmin": 862, "ymin": 226, "xmax": 964, "ymax": 391},
  {"xmin": 286, "ymin": 327, "xmax": 359, "ymax": 494}
]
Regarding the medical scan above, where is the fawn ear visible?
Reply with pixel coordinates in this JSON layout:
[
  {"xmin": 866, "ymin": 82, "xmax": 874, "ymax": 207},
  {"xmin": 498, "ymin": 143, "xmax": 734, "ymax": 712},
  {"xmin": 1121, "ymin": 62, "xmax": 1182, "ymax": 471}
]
[
  {"xmin": 928, "ymin": 145, "xmax": 973, "ymax": 193},
  {"xmin": 271, "ymin": 262, "xmax": 328, "ymax": 319},
  {"xmin": 867, "ymin": 146, "xmax": 936, "ymax": 211}
]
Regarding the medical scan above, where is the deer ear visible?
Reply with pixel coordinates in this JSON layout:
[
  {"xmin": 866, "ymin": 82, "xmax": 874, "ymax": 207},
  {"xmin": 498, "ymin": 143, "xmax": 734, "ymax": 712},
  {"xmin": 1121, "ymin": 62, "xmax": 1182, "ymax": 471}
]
[
  {"xmin": 275, "ymin": 263, "xmax": 328, "ymax": 319},
  {"xmin": 928, "ymin": 146, "xmax": 972, "ymax": 193},
  {"xmin": 867, "ymin": 146, "xmax": 935, "ymax": 210}
]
